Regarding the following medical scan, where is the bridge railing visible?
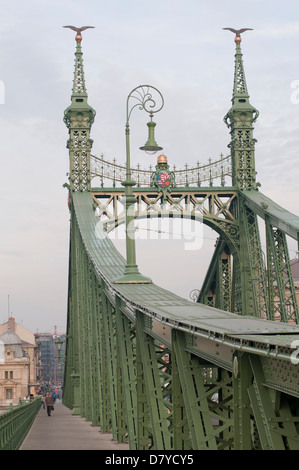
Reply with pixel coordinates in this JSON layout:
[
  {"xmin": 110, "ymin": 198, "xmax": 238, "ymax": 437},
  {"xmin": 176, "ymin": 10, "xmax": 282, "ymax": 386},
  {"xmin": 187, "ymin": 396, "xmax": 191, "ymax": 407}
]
[
  {"xmin": 90, "ymin": 153, "xmax": 232, "ymax": 188},
  {"xmin": 0, "ymin": 398, "xmax": 42, "ymax": 450}
]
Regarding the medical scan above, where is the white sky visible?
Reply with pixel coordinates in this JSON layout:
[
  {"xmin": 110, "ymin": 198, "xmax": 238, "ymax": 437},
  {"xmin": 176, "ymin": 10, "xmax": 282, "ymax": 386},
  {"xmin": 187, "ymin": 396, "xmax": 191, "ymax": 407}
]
[{"xmin": 0, "ymin": 0, "xmax": 299, "ymax": 333}]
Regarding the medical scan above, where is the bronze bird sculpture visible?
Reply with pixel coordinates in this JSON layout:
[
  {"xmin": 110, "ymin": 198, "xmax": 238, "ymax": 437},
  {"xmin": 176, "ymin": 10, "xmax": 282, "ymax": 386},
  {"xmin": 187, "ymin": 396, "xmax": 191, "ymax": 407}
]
[
  {"xmin": 63, "ymin": 25, "xmax": 95, "ymax": 41},
  {"xmin": 223, "ymin": 27, "xmax": 253, "ymax": 43}
]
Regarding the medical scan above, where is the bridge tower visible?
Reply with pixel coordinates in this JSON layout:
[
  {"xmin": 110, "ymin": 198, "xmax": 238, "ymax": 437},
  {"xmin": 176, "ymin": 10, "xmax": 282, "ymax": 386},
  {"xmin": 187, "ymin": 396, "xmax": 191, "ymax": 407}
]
[
  {"xmin": 63, "ymin": 28, "xmax": 96, "ymax": 191},
  {"xmin": 198, "ymin": 30, "xmax": 268, "ymax": 318},
  {"xmin": 223, "ymin": 31, "xmax": 259, "ymax": 190},
  {"xmin": 225, "ymin": 31, "xmax": 266, "ymax": 318}
]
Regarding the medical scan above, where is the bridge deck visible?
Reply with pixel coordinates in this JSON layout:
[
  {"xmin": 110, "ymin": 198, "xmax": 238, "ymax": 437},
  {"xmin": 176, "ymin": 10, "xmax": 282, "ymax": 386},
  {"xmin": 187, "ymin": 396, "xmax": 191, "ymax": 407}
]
[{"xmin": 19, "ymin": 401, "xmax": 129, "ymax": 451}]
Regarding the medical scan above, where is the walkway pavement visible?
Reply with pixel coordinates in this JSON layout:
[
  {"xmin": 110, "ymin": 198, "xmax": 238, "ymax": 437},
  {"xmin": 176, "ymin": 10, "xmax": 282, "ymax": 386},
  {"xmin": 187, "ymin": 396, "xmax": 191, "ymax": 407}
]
[{"xmin": 19, "ymin": 401, "xmax": 130, "ymax": 451}]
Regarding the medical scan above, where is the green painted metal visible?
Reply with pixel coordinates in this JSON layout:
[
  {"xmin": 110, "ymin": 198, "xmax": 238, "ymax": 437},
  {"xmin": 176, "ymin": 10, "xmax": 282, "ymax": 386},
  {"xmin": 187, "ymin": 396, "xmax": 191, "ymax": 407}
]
[
  {"xmin": 0, "ymin": 398, "xmax": 42, "ymax": 450},
  {"xmin": 63, "ymin": 34, "xmax": 96, "ymax": 191},
  {"xmin": 115, "ymin": 297, "xmax": 138, "ymax": 447},
  {"xmin": 224, "ymin": 38, "xmax": 259, "ymax": 190},
  {"xmin": 135, "ymin": 311, "xmax": 172, "ymax": 449},
  {"xmin": 114, "ymin": 85, "xmax": 163, "ymax": 285},
  {"xmin": 265, "ymin": 217, "xmax": 299, "ymax": 323},
  {"xmin": 62, "ymin": 30, "xmax": 299, "ymax": 450}
]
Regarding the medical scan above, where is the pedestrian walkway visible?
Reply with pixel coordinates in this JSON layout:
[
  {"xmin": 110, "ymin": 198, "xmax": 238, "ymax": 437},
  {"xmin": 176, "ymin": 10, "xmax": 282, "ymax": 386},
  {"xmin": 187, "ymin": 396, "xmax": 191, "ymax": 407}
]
[{"xmin": 19, "ymin": 401, "xmax": 130, "ymax": 450}]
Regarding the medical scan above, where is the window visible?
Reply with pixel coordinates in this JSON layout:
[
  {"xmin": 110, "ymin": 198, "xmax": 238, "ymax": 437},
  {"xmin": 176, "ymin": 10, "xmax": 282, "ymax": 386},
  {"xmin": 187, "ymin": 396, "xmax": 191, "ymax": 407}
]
[
  {"xmin": 4, "ymin": 371, "xmax": 13, "ymax": 379},
  {"xmin": 6, "ymin": 389, "xmax": 13, "ymax": 399}
]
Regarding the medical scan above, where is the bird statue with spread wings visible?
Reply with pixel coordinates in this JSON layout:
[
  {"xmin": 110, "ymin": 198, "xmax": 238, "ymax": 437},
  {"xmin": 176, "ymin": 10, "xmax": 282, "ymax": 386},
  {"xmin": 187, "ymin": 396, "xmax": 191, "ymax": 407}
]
[
  {"xmin": 63, "ymin": 25, "xmax": 95, "ymax": 41},
  {"xmin": 223, "ymin": 27, "xmax": 253, "ymax": 43}
]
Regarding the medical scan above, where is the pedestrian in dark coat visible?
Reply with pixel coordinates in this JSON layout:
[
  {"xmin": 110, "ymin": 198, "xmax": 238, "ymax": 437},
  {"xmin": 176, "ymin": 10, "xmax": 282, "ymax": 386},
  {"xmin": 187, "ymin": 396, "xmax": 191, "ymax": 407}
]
[{"xmin": 45, "ymin": 393, "xmax": 54, "ymax": 416}]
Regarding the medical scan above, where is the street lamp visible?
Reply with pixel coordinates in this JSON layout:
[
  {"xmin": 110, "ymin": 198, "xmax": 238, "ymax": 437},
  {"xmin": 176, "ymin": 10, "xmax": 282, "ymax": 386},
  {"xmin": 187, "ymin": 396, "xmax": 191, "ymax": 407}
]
[
  {"xmin": 55, "ymin": 337, "xmax": 63, "ymax": 360},
  {"xmin": 55, "ymin": 337, "xmax": 64, "ymax": 384},
  {"xmin": 114, "ymin": 85, "xmax": 164, "ymax": 284}
]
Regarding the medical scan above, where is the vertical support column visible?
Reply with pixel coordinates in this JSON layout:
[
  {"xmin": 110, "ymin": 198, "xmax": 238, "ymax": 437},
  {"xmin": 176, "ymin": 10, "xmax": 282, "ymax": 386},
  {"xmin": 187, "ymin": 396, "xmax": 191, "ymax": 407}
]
[
  {"xmin": 199, "ymin": 239, "xmax": 233, "ymax": 312},
  {"xmin": 232, "ymin": 351, "xmax": 253, "ymax": 449},
  {"xmin": 136, "ymin": 319, "xmax": 152, "ymax": 450},
  {"xmin": 172, "ymin": 329, "xmax": 217, "ymax": 450},
  {"xmin": 77, "ymin": 237, "xmax": 87, "ymax": 419},
  {"xmin": 239, "ymin": 202, "xmax": 268, "ymax": 317},
  {"xmin": 215, "ymin": 249, "xmax": 232, "ymax": 311},
  {"xmin": 101, "ymin": 292, "xmax": 118, "ymax": 440},
  {"xmin": 69, "ymin": 211, "xmax": 82, "ymax": 415},
  {"xmin": 81, "ymin": 254, "xmax": 93, "ymax": 422},
  {"xmin": 70, "ymin": 373, "xmax": 81, "ymax": 415},
  {"xmin": 266, "ymin": 217, "xmax": 299, "ymax": 323},
  {"xmin": 89, "ymin": 273, "xmax": 102, "ymax": 426},
  {"xmin": 96, "ymin": 283, "xmax": 111, "ymax": 433},
  {"xmin": 247, "ymin": 355, "xmax": 285, "ymax": 450},
  {"xmin": 135, "ymin": 311, "xmax": 172, "ymax": 450},
  {"xmin": 115, "ymin": 297, "xmax": 138, "ymax": 449},
  {"xmin": 172, "ymin": 333, "xmax": 192, "ymax": 450}
]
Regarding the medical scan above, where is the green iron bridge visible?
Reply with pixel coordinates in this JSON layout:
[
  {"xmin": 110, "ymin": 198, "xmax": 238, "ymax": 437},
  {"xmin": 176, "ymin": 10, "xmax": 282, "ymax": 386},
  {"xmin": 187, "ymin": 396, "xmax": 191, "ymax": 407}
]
[{"xmin": 61, "ymin": 27, "xmax": 299, "ymax": 450}]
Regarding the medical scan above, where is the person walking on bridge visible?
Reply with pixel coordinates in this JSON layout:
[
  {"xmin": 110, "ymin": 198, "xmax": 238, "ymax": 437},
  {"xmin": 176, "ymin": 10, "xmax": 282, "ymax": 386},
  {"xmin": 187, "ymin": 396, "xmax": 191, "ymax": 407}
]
[{"xmin": 45, "ymin": 393, "xmax": 54, "ymax": 417}]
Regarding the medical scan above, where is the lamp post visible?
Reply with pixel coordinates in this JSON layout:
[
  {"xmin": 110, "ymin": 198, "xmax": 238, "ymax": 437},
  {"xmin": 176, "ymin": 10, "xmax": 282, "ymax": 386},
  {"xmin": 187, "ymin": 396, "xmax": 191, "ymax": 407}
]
[
  {"xmin": 55, "ymin": 337, "xmax": 63, "ymax": 383},
  {"xmin": 114, "ymin": 85, "xmax": 164, "ymax": 284}
]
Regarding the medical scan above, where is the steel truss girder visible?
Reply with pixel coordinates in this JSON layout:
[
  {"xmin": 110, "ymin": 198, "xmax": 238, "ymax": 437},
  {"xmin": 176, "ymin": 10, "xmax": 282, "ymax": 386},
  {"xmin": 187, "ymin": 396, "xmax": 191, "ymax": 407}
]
[{"xmin": 91, "ymin": 188, "xmax": 237, "ymax": 239}]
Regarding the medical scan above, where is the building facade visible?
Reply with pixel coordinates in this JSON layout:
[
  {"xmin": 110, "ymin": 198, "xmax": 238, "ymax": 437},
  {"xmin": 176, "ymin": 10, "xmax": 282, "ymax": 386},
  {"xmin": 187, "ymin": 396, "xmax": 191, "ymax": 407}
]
[
  {"xmin": 0, "ymin": 317, "xmax": 41, "ymax": 408},
  {"xmin": 35, "ymin": 333, "xmax": 65, "ymax": 391}
]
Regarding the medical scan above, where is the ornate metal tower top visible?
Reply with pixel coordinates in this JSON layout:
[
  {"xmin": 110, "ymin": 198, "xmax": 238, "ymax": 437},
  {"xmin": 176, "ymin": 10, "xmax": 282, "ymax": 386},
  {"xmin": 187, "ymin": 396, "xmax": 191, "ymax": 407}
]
[
  {"xmin": 63, "ymin": 26, "xmax": 96, "ymax": 115},
  {"xmin": 223, "ymin": 28, "xmax": 259, "ymax": 190},
  {"xmin": 63, "ymin": 26, "xmax": 96, "ymax": 192}
]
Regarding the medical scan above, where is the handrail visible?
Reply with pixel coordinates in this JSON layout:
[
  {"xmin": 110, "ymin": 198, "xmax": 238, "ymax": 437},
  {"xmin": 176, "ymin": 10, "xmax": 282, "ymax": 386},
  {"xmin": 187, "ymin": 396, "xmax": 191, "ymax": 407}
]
[{"xmin": 0, "ymin": 397, "xmax": 42, "ymax": 450}]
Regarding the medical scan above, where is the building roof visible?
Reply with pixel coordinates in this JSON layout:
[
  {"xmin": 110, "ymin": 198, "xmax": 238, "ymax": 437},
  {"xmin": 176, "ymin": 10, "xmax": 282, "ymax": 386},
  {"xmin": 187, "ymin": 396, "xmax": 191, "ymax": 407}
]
[
  {"xmin": 0, "ymin": 330, "xmax": 22, "ymax": 345},
  {"xmin": 0, "ymin": 330, "xmax": 24, "ymax": 358}
]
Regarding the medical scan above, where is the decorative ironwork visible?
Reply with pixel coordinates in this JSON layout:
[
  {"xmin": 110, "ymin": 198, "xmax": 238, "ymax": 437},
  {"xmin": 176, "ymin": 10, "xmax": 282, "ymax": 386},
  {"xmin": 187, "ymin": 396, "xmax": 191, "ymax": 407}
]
[
  {"xmin": 91, "ymin": 153, "xmax": 232, "ymax": 188},
  {"xmin": 126, "ymin": 85, "xmax": 164, "ymax": 122}
]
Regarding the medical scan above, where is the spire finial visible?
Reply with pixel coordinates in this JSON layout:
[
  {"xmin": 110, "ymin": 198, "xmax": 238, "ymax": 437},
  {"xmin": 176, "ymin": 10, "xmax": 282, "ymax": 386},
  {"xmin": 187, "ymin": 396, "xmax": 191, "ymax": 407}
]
[
  {"xmin": 63, "ymin": 25, "xmax": 95, "ymax": 42},
  {"xmin": 223, "ymin": 27, "xmax": 253, "ymax": 43},
  {"xmin": 223, "ymin": 27, "xmax": 254, "ymax": 101}
]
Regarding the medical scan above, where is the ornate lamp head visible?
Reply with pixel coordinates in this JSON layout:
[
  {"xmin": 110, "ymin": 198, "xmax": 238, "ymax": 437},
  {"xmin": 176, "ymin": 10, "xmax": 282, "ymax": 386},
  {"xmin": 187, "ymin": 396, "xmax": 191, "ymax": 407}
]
[{"xmin": 139, "ymin": 113, "xmax": 163, "ymax": 155}]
